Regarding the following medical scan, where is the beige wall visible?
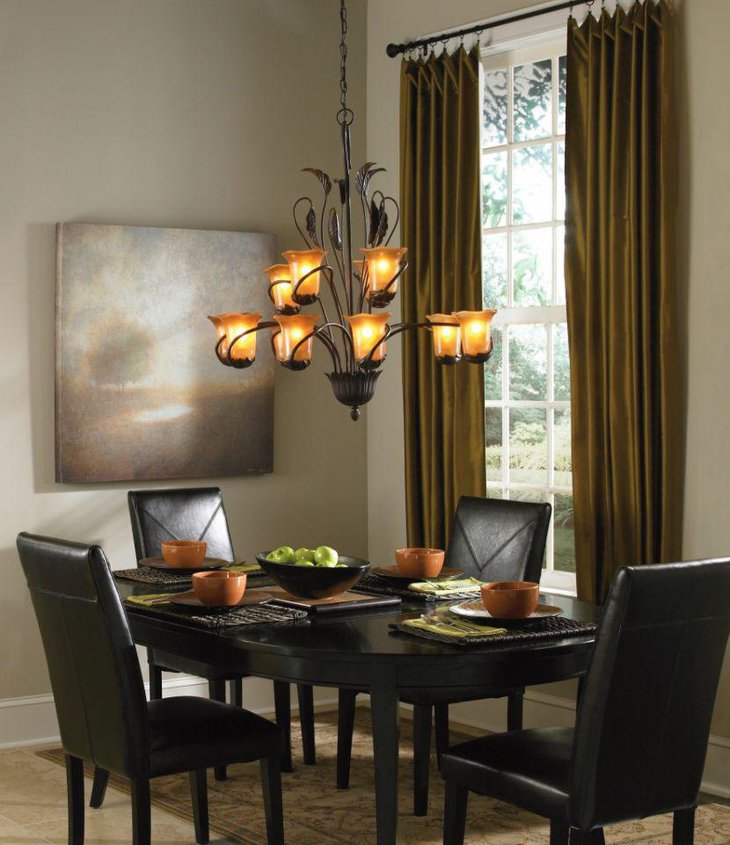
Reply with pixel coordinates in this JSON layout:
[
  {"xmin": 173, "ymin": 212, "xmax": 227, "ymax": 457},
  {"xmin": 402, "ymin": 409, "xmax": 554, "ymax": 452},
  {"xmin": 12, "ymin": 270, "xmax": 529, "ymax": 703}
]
[
  {"xmin": 0, "ymin": 0, "xmax": 368, "ymax": 701},
  {"xmin": 366, "ymin": 0, "xmax": 730, "ymax": 739}
]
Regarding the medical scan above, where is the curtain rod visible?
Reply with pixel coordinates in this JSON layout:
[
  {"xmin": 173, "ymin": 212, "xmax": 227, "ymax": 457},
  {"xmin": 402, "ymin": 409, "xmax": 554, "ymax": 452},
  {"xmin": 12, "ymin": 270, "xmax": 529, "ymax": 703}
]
[{"xmin": 385, "ymin": 0, "xmax": 579, "ymax": 58}]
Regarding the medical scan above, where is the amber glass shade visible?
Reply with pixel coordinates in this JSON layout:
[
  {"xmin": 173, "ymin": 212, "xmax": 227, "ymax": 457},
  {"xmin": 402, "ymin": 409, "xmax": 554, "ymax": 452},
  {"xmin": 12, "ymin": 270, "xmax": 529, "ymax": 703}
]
[
  {"xmin": 427, "ymin": 313, "xmax": 462, "ymax": 363},
  {"xmin": 273, "ymin": 314, "xmax": 319, "ymax": 368},
  {"xmin": 361, "ymin": 247, "xmax": 407, "ymax": 302},
  {"xmin": 264, "ymin": 264, "xmax": 299, "ymax": 314},
  {"xmin": 208, "ymin": 313, "xmax": 261, "ymax": 363},
  {"xmin": 345, "ymin": 312, "xmax": 390, "ymax": 365},
  {"xmin": 453, "ymin": 309, "xmax": 497, "ymax": 359},
  {"xmin": 282, "ymin": 248, "xmax": 326, "ymax": 303}
]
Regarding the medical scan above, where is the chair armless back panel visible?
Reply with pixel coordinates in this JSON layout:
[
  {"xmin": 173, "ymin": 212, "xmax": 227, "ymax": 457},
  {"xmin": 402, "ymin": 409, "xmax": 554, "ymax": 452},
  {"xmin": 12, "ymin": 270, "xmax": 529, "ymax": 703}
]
[
  {"xmin": 571, "ymin": 559, "xmax": 730, "ymax": 830},
  {"xmin": 444, "ymin": 496, "xmax": 551, "ymax": 583},
  {"xmin": 17, "ymin": 533, "xmax": 149, "ymax": 778},
  {"xmin": 128, "ymin": 487, "xmax": 235, "ymax": 563}
]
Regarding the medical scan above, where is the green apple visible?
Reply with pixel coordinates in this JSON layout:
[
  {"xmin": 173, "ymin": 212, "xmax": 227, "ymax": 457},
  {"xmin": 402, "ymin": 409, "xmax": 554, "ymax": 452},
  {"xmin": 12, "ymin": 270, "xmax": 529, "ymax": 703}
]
[
  {"xmin": 294, "ymin": 559, "xmax": 315, "ymax": 567},
  {"xmin": 266, "ymin": 545, "xmax": 295, "ymax": 564},
  {"xmin": 294, "ymin": 547, "xmax": 315, "ymax": 563},
  {"xmin": 314, "ymin": 545, "xmax": 339, "ymax": 567}
]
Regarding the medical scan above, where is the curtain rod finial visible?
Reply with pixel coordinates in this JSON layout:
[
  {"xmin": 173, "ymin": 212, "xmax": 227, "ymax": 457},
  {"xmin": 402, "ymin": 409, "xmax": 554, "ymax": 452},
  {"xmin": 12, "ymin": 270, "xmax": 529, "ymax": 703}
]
[{"xmin": 386, "ymin": 43, "xmax": 403, "ymax": 58}]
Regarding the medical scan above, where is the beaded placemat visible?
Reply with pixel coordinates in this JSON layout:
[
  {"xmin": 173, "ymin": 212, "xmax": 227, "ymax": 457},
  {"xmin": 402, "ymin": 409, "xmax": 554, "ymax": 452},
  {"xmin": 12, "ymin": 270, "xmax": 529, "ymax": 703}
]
[
  {"xmin": 355, "ymin": 572, "xmax": 481, "ymax": 602},
  {"xmin": 124, "ymin": 597, "xmax": 307, "ymax": 629},
  {"xmin": 392, "ymin": 614, "xmax": 597, "ymax": 647},
  {"xmin": 114, "ymin": 566, "xmax": 266, "ymax": 587}
]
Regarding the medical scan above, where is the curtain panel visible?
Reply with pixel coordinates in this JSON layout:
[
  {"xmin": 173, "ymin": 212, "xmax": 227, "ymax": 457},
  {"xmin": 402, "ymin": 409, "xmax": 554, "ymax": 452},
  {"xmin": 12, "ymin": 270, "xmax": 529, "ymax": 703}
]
[
  {"xmin": 400, "ymin": 47, "xmax": 486, "ymax": 550},
  {"xmin": 565, "ymin": 1, "xmax": 682, "ymax": 602}
]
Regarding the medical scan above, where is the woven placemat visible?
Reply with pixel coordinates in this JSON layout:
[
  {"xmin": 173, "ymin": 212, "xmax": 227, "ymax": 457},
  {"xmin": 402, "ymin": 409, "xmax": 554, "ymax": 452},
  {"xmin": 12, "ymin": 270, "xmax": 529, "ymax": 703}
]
[
  {"xmin": 114, "ymin": 566, "xmax": 266, "ymax": 586},
  {"xmin": 355, "ymin": 572, "xmax": 482, "ymax": 602},
  {"xmin": 124, "ymin": 598, "xmax": 307, "ymax": 629},
  {"xmin": 392, "ymin": 614, "xmax": 596, "ymax": 647}
]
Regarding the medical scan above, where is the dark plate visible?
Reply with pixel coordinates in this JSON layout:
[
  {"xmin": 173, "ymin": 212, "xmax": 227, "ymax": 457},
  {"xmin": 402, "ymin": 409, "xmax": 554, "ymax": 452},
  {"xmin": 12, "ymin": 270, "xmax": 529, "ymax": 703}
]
[
  {"xmin": 141, "ymin": 556, "xmax": 228, "ymax": 573},
  {"xmin": 169, "ymin": 590, "xmax": 273, "ymax": 609},
  {"xmin": 256, "ymin": 553, "xmax": 370, "ymax": 599},
  {"xmin": 372, "ymin": 565, "xmax": 464, "ymax": 583},
  {"xmin": 449, "ymin": 601, "xmax": 564, "ymax": 627}
]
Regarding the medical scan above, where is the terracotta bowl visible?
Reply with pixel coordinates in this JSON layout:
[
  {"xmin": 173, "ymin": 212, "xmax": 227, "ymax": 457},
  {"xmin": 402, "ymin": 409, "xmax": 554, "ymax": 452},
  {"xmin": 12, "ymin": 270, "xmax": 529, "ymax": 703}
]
[
  {"xmin": 192, "ymin": 571, "xmax": 247, "ymax": 606},
  {"xmin": 161, "ymin": 540, "xmax": 207, "ymax": 568},
  {"xmin": 481, "ymin": 581, "xmax": 539, "ymax": 619},
  {"xmin": 395, "ymin": 548, "xmax": 445, "ymax": 579}
]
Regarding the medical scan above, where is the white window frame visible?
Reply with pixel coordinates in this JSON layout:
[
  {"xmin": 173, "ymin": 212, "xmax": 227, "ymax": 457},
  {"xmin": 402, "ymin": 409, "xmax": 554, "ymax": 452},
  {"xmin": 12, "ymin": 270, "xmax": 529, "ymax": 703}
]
[{"xmin": 481, "ymin": 29, "xmax": 576, "ymax": 595}]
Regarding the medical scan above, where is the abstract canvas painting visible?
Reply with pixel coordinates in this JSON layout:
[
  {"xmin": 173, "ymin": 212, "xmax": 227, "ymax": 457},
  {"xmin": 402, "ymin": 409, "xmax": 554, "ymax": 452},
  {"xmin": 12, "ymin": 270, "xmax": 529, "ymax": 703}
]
[{"xmin": 55, "ymin": 223, "xmax": 276, "ymax": 483}]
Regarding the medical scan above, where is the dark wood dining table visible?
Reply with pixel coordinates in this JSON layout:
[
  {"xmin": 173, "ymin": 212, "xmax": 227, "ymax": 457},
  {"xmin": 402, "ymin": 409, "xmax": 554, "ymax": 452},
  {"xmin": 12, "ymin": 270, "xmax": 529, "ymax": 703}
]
[{"xmin": 117, "ymin": 577, "xmax": 600, "ymax": 845}]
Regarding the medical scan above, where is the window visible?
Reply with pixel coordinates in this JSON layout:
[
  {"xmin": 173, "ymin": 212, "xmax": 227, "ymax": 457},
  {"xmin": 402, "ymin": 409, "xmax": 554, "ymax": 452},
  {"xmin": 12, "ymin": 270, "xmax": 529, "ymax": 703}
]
[{"xmin": 481, "ymin": 35, "xmax": 575, "ymax": 593}]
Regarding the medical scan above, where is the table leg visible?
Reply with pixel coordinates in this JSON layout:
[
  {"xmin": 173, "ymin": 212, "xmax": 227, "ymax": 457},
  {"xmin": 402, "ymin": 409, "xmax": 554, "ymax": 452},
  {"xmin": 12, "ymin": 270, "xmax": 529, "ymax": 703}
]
[{"xmin": 370, "ymin": 670, "xmax": 399, "ymax": 845}]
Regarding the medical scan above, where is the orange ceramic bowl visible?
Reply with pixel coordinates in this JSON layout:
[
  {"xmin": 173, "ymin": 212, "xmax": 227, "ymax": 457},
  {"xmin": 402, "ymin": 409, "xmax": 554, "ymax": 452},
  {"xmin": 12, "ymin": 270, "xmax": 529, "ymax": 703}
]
[
  {"xmin": 161, "ymin": 540, "xmax": 207, "ymax": 568},
  {"xmin": 481, "ymin": 581, "xmax": 539, "ymax": 619},
  {"xmin": 192, "ymin": 571, "xmax": 247, "ymax": 606},
  {"xmin": 395, "ymin": 548, "xmax": 445, "ymax": 579}
]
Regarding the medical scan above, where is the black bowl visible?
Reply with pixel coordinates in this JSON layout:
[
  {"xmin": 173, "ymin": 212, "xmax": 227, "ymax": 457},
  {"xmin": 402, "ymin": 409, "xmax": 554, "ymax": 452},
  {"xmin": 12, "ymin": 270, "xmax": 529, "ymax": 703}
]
[{"xmin": 256, "ymin": 553, "xmax": 370, "ymax": 599}]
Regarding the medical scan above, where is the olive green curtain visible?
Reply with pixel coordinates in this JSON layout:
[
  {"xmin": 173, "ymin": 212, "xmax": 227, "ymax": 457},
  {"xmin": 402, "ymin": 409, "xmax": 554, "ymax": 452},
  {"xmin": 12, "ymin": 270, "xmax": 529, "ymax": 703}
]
[
  {"xmin": 565, "ymin": 1, "xmax": 682, "ymax": 603},
  {"xmin": 400, "ymin": 47, "xmax": 485, "ymax": 550}
]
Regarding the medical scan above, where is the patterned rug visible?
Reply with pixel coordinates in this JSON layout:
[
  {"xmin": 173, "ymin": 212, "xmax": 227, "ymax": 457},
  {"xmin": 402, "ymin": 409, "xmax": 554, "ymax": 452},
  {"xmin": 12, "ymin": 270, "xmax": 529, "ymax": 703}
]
[{"xmin": 38, "ymin": 709, "xmax": 730, "ymax": 844}]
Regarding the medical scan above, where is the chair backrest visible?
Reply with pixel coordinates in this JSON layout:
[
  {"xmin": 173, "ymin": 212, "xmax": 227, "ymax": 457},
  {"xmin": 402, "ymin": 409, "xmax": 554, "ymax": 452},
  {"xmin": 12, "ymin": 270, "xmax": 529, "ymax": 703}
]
[
  {"xmin": 128, "ymin": 487, "xmax": 235, "ymax": 563},
  {"xmin": 444, "ymin": 496, "xmax": 551, "ymax": 583},
  {"xmin": 17, "ymin": 533, "xmax": 149, "ymax": 777},
  {"xmin": 571, "ymin": 559, "xmax": 730, "ymax": 829}
]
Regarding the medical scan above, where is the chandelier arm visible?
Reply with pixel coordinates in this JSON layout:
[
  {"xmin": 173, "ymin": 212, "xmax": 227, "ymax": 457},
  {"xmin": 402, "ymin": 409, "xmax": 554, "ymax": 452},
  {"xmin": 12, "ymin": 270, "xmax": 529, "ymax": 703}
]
[
  {"xmin": 381, "ymin": 196, "xmax": 401, "ymax": 247},
  {"xmin": 288, "ymin": 323, "xmax": 348, "ymax": 373},
  {"xmin": 226, "ymin": 321, "xmax": 279, "ymax": 366},
  {"xmin": 357, "ymin": 266, "xmax": 371, "ymax": 312},
  {"xmin": 379, "ymin": 260, "xmax": 408, "ymax": 297},
  {"xmin": 293, "ymin": 197, "xmax": 315, "ymax": 248},
  {"xmin": 359, "ymin": 320, "xmax": 437, "ymax": 368},
  {"xmin": 214, "ymin": 336, "xmax": 231, "ymax": 366}
]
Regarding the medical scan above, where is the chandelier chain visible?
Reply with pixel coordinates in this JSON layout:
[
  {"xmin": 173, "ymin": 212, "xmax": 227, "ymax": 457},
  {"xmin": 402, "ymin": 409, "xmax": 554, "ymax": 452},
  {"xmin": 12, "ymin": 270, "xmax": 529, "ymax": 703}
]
[{"xmin": 337, "ymin": 0, "xmax": 354, "ymax": 126}]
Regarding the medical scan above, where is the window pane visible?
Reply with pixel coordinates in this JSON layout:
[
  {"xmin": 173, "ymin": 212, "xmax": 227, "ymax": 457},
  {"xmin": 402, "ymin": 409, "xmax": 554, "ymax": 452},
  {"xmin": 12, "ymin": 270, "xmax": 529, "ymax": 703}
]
[
  {"xmin": 513, "ymin": 227, "xmax": 552, "ymax": 306},
  {"xmin": 484, "ymin": 326, "xmax": 503, "ymax": 400},
  {"xmin": 483, "ymin": 68, "xmax": 508, "ymax": 147},
  {"xmin": 509, "ymin": 324, "xmax": 547, "ymax": 401},
  {"xmin": 512, "ymin": 144, "xmax": 553, "ymax": 224},
  {"xmin": 553, "ymin": 323, "xmax": 570, "ymax": 401},
  {"xmin": 513, "ymin": 59, "xmax": 552, "ymax": 142},
  {"xmin": 487, "ymin": 486, "xmax": 504, "ymax": 500},
  {"xmin": 554, "ymin": 493, "xmax": 576, "ymax": 572},
  {"xmin": 483, "ymin": 151, "xmax": 508, "ymax": 228},
  {"xmin": 509, "ymin": 408, "xmax": 547, "ymax": 485},
  {"xmin": 554, "ymin": 408, "xmax": 572, "ymax": 486},
  {"xmin": 556, "ymin": 141, "xmax": 565, "ymax": 220},
  {"xmin": 483, "ymin": 232, "xmax": 508, "ymax": 307},
  {"xmin": 556, "ymin": 225, "xmax": 565, "ymax": 304},
  {"xmin": 485, "ymin": 407, "xmax": 502, "ymax": 482},
  {"xmin": 558, "ymin": 55, "xmax": 567, "ymax": 134}
]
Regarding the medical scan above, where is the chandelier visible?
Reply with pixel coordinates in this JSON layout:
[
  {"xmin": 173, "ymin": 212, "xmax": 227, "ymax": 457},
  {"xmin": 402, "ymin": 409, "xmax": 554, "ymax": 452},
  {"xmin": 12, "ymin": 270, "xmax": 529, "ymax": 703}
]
[{"xmin": 208, "ymin": 0, "xmax": 497, "ymax": 421}]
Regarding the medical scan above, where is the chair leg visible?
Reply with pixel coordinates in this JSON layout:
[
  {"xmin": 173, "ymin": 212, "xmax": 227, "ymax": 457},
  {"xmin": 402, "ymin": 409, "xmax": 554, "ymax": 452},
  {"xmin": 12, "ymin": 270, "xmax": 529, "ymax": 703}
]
[
  {"xmin": 208, "ymin": 680, "xmax": 228, "ymax": 780},
  {"xmin": 147, "ymin": 651, "xmax": 162, "ymax": 700},
  {"xmin": 336, "ymin": 689, "xmax": 357, "ymax": 789},
  {"xmin": 443, "ymin": 780, "xmax": 468, "ymax": 845},
  {"xmin": 89, "ymin": 766, "xmax": 110, "ymax": 808},
  {"xmin": 297, "ymin": 684, "xmax": 316, "ymax": 765},
  {"xmin": 66, "ymin": 755, "xmax": 84, "ymax": 845},
  {"xmin": 273, "ymin": 681, "xmax": 293, "ymax": 773},
  {"xmin": 507, "ymin": 689, "xmax": 524, "ymax": 731},
  {"xmin": 434, "ymin": 703, "xmax": 450, "ymax": 766},
  {"xmin": 131, "ymin": 778, "xmax": 151, "ymax": 845},
  {"xmin": 569, "ymin": 830, "xmax": 605, "ymax": 845},
  {"xmin": 413, "ymin": 704, "xmax": 432, "ymax": 816},
  {"xmin": 260, "ymin": 754, "xmax": 285, "ymax": 845},
  {"xmin": 189, "ymin": 769, "xmax": 209, "ymax": 845},
  {"xmin": 550, "ymin": 819, "xmax": 570, "ymax": 845},
  {"xmin": 229, "ymin": 678, "xmax": 243, "ymax": 707},
  {"xmin": 674, "ymin": 809, "xmax": 695, "ymax": 845}
]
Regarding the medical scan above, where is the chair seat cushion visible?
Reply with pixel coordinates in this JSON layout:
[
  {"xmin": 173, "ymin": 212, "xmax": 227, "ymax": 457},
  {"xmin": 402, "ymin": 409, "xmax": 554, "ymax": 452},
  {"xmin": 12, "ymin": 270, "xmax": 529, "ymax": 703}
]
[
  {"xmin": 441, "ymin": 727, "xmax": 574, "ymax": 821},
  {"xmin": 150, "ymin": 649, "xmax": 245, "ymax": 682},
  {"xmin": 148, "ymin": 696, "xmax": 282, "ymax": 777}
]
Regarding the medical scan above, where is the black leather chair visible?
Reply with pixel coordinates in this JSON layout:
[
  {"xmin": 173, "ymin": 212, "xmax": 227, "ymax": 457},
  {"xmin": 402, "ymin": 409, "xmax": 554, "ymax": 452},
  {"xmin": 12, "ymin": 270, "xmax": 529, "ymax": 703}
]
[
  {"xmin": 17, "ymin": 533, "xmax": 285, "ymax": 845},
  {"xmin": 337, "ymin": 496, "xmax": 552, "ymax": 815},
  {"xmin": 128, "ymin": 487, "xmax": 316, "ymax": 777},
  {"xmin": 441, "ymin": 558, "xmax": 730, "ymax": 845}
]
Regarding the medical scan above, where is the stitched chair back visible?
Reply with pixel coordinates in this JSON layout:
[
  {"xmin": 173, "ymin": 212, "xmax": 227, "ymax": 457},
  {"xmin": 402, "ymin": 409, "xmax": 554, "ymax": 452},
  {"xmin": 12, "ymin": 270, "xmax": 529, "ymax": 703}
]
[
  {"xmin": 17, "ymin": 533, "xmax": 149, "ymax": 777},
  {"xmin": 444, "ymin": 496, "xmax": 551, "ymax": 583},
  {"xmin": 128, "ymin": 487, "xmax": 235, "ymax": 563},
  {"xmin": 571, "ymin": 559, "xmax": 730, "ymax": 830}
]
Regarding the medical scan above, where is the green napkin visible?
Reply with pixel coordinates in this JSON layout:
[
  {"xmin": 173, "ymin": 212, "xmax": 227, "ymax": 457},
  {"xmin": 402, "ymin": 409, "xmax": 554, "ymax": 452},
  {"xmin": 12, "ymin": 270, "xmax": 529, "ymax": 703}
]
[
  {"xmin": 125, "ymin": 593, "xmax": 173, "ymax": 607},
  {"xmin": 408, "ymin": 577, "xmax": 482, "ymax": 596},
  {"xmin": 402, "ymin": 608, "xmax": 505, "ymax": 639},
  {"xmin": 222, "ymin": 562, "xmax": 262, "ymax": 574}
]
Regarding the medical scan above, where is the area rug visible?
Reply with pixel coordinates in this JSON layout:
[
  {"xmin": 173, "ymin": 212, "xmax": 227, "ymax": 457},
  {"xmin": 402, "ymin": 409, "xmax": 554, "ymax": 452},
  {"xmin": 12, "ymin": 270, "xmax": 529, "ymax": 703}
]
[{"xmin": 38, "ymin": 709, "xmax": 730, "ymax": 844}]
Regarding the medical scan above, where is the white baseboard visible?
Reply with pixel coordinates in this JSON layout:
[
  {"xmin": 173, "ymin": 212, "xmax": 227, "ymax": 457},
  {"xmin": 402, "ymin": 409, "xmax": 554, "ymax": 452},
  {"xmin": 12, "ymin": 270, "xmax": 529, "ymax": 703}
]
[{"xmin": 3, "ymin": 683, "xmax": 728, "ymax": 799}]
